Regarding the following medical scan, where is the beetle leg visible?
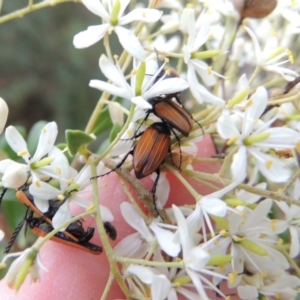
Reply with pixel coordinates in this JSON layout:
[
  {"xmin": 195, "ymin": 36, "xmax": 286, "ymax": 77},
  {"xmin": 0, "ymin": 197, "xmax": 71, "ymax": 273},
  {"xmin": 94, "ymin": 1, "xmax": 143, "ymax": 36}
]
[
  {"xmin": 150, "ymin": 168, "xmax": 162, "ymax": 216},
  {"xmin": 170, "ymin": 128, "xmax": 182, "ymax": 172},
  {"xmin": 4, "ymin": 208, "xmax": 31, "ymax": 254},
  {"xmin": 104, "ymin": 221, "xmax": 117, "ymax": 240},
  {"xmin": 92, "ymin": 149, "xmax": 134, "ymax": 180}
]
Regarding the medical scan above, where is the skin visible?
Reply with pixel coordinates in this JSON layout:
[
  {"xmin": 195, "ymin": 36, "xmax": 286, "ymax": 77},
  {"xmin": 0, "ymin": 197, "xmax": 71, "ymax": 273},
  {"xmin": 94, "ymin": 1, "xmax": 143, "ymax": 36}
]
[{"xmin": 0, "ymin": 136, "xmax": 238, "ymax": 299}]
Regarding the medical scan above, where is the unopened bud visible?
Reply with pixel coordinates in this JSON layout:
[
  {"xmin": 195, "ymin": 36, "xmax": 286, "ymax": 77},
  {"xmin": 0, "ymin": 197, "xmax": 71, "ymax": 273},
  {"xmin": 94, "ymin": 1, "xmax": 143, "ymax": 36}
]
[
  {"xmin": 231, "ymin": 0, "xmax": 277, "ymax": 19},
  {"xmin": 0, "ymin": 98, "xmax": 8, "ymax": 134},
  {"xmin": 2, "ymin": 162, "xmax": 28, "ymax": 189}
]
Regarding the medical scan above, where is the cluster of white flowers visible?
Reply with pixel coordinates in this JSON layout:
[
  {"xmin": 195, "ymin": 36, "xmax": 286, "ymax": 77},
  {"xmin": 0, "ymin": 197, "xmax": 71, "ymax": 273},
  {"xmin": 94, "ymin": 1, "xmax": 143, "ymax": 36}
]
[
  {"xmin": 0, "ymin": 122, "xmax": 112, "ymax": 229},
  {"xmin": 2, "ymin": 0, "xmax": 300, "ymax": 299}
]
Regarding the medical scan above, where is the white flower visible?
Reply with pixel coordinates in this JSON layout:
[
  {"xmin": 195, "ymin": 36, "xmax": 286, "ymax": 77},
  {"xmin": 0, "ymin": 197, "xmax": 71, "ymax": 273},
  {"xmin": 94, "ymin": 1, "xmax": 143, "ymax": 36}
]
[
  {"xmin": 114, "ymin": 202, "xmax": 180, "ymax": 258},
  {"xmin": 172, "ymin": 205, "xmax": 227, "ymax": 299},
  {"xmin": 29, "ymin": 161, "xmax": 112, "ymax": 229},
  {"xmin": 235, "ymin": 182, "xmax": 267, "ymax": 204},
  {"xmin": 0, "ymin": 122, "xmax": 59, "ymax": 188},
  {"xmin": 90, "ymin": 55, "xmax": 189, "ymax": 110},
  {"xmin": 244, "ymin": 26, "xmax": 298, "ymax": 81},
  {"xmin": 127, "ymin": 259, "xmax": 200, "ymax": 300},
  {"xmin": 0, "ymin": 97, "xmax": 8, "ymax": 134},
  {"xmin": 73, "ymin": 0, "xmax": 162, "ymax": 61},
  {"xmin": 3, "ymin": 248, "xmax": 44, "ymax": 290},
  {"xmin": 217, "ymin": 86, "xmax": 300, "ymax": 182},
  {"xmin": 275, "ymin": 180, "xmax": 300, "ymax": 258},
  {"xmin": 182, "ymin": 8, "xmax": 224, "ymax": 106},
  {"xmin": 210, "ymin": 199, "xmax": 288, "ymax": 287},
  {"xmin": 237, "ymin": 271, "xmax": 300, "ymax": 300}
]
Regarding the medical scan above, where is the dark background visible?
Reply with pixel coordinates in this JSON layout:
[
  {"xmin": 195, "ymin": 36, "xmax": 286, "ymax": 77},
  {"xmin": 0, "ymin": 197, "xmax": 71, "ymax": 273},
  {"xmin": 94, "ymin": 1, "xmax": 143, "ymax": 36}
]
[{"xmin": 0, "ymin": 1, "xmax": 108, "ymax": 141}]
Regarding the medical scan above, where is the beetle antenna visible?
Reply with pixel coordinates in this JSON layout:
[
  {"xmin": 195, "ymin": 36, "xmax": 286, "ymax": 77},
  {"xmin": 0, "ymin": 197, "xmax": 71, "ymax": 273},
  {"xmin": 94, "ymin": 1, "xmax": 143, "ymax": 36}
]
[
  {"xmin": 4, "ymin": 208, "xmax": 30, "ymax": 254},
  {"xmin": 0, "ymin": 188, "xmax": 7, "ymax": 206}
]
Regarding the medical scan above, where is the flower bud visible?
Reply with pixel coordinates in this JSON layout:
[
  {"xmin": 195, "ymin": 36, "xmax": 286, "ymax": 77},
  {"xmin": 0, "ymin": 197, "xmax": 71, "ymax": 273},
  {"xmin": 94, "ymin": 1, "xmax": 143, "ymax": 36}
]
[
  {"xmin": 0, "ymin": 97, "xmax": 9, "ymax": 134},
  {"xmin": 6, "ymin": 248, "xmax": 39, "ymax": 291},
  {"xmin": 2, "ymin": 162, "xmax": 28, "ymax": 188},
  {"xmin": 231, "ymin": 0, "xmax": 277, "ymax": 19},
  {"xmin": 0, "ymin": 229, "xmax": 4, "ymax": 241}
]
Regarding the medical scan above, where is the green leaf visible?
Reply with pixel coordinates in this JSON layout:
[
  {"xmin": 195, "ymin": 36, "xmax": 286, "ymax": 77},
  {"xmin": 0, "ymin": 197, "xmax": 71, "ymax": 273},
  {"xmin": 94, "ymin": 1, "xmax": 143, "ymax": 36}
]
[
  {"xmin": 91, "ymin": 106, "xmax": 113, "ymax": 136},
  {"xmin": 109, "ymin": 122, "xmax": 121, "ymax": 143},
  {"xmin": 27, "ymin": 121, "xmax": 48, "ymax": 155},
  {"xmin": 65, "ymin": 130, "xmax": 96, "ymax": 156}
]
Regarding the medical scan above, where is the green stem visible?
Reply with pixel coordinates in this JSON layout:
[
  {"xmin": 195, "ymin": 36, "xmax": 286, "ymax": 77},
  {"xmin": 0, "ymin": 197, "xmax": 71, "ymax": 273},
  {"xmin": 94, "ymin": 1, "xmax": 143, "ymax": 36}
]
[
  {"xmin": 100, "ymin": 272, "xmax": 115, "ymax": 300},
  {"xmin": 275, "ymin": 246, "xmax": 300, "ymax": 277},
  {"xmin": 116, "ymin": 256, "xmax": 184, "ymax": 268},
  {"xmin": 0, "ymin": 0, "xmax": 80, "ymax": 24},
  {"xmin": 28, "ymin": 0, "xmax": 34, "ymax": 9},
  {"xmin": 90, "ymin": 157, "xmax": 130, "ymax": 297},
  {"xmin": 248, "ymin": 65, "xmax": 262, "ymax": 85},
  {"xmin": 218, "ymin": 145, "xmax": 238, "ymax": 178},
  {"xmin": 119, "ymin": 177, "xmax": 149, "ymax": 223},
  {"xmin": 103, "ymin": 33, "xmax": 113, "ymax": 61},
  {"xmin": 185, "ymin": 169, "xmax": 300, "ymax": 207},
  {"xmin": 268, "ymin": 91, "xmax": 300, "ymax": 105},
  {"xmin": 281, "ymin": 168, "xmax": 300, "ymax": 194},
  {"xmin": 165, "ymin": 163, "xmax": 201, "ymax": 201},
  {"xmin": 143, "ymin": 48, "xmax": 183, "ymax": 59}
]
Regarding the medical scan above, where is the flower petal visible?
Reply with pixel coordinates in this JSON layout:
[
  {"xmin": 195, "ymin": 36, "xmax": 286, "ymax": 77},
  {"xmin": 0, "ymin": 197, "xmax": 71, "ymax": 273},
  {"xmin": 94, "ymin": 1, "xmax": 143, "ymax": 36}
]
[
  {"xmin": 151, "ymin": 275, "xmax": 171, "ymax": 300},
  {"xmin": 201, "ymin": 198, "xmax": 227, "ymax": 217},
  {"xmin": 150, "ymin": 222, "xmax": 180, "ymax": 257},
  {"xmin": 89, "ymin": 80, "xmax": 132, "ymax": 99},
  {"xmin": 52, "ymin": 201, "xmax": 72, "ymax": 229},
  {"xmin": 82, "ymin": 0, "xmax": 110, "ymax": 19},
  {"xmin": 131, "ymin": 96, "xmax": 152, "ymax": 109},
  {"xmin": 99, "ymin": 54, "xmax": 131, "ymax": 89},
  {"xmin": 120, "ymin": 8, "xmax": 162, "ymax": 24},
  {"xmin": 5, "ymin": 126, "xmax": 30, "ymax": 162},
  {"xmin": 256, "ymin": 127, "xmax": 300, "ymax": 149},
  {"xmin": 217, "ymin": 109, "xmax": 241, "ymax": 140},
  {"xmin": 127, "ymin": 265, "xmax": 156, "ymax": 284},
  {"xmin": 231, "ymin": 146, "xmax": 247, "ymax": 182},
  {"xmin": 1, "ymin": 162, "xmax": 28, "ymax": 189},
  {"xmin": 73, "ymin": 24, "xmax": 109, "ymax": 48},
  {"xmin": 143, "ymin": 77, "xmax": 189, "ymax": 99},
  {"xmin": 114, "ymin": 26, "xmax": 147, "ymax": 61},
  {"xmin": 289, "ymin": 225, "xmax": 300, "ymax": 258},
  {"xmin": 121, "ymin": 202, "xmax": 153, "ymax": 243},
  {"xmin": 0, "ymin": 98, "xmax": 8, "ymax": 134},
  {"xmin": 249, "ymin": 148, "xmax": 291, "ymax": 182},
  {"xmin": 31, "ymin": 122, "xmax": 58, "ymax": 162},
  {"xmin": 114, "ymin": 232, "xmax": 143, "ymax": 257}
]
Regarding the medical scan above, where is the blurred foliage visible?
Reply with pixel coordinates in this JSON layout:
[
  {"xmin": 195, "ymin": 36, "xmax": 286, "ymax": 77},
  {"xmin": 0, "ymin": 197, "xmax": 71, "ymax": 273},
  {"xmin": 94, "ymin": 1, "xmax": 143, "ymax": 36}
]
[{"xmin": 0, "ymin": 1, "xmax": 108, "ymax": 141}]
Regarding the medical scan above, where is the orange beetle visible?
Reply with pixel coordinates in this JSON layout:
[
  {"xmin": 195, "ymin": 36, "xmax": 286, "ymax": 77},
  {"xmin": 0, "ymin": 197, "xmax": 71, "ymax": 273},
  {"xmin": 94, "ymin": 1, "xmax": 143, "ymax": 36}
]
[
  {"xmin": 147, "ymin": 95, "xmax": 194, "ymax": 137},
  {"xmin": 133, "ymin": 122, "xmax": 171, "ymax": 179},
  {"xmin": 4, "ymin": 189, "xmax": 106, "ymax": 255}
]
